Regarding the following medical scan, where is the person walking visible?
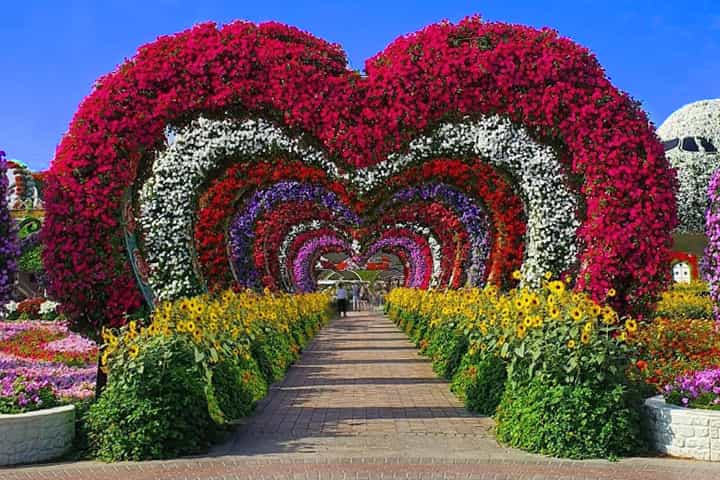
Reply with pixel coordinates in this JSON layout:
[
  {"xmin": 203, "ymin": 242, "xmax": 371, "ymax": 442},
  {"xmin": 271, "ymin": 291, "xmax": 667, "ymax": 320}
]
[
  {"xmin": 351, "ymin": 283, "xmax": 361, "ymax": 311},
  {"xmin": 335, "ymin": 282, "xmax": 348, "ymax": 318}
]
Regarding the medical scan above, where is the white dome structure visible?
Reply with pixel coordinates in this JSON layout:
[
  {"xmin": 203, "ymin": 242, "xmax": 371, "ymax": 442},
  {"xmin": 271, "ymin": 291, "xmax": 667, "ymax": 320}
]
[{"xmin": 657, "ymin": 99, "xmax": 720, "ymax": 233}]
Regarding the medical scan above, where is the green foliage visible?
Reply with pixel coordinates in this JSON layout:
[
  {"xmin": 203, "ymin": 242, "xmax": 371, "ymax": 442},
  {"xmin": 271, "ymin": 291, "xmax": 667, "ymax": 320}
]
[
  {"xmin": 85, "ymin": 335, "xmax": 215, "ymax": 461},
  {"xmin": 17, "ymin": 244, "xmax": 43, "ymax": 273},
  {"xmin": 427, "ymin": 321, "xmax": 468, "ymax": 380},
  {"xmin": 211, "ymin": 354, "xmax": 267, "ymax": 420},
  {"xmin": 450, "ymin": 351, "xmax": 506, "ymax": 415},
  {"xmin": 252, "ymin": 324, "xmax": 296, "ymax": 383},
  {"xmin": 495, "ymin": 377, "xmax": 644, "ymax": 459}
]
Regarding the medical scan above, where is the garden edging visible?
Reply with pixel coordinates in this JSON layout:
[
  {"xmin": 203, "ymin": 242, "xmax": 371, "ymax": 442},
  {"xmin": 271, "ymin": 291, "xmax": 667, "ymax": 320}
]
[
  {"xmin": 0, "ymin": 404, "xmax": 75, "ymax": 466},
  {"xmin": 644, "ymin": 395, "xmax": 720, "ymax": 461}
]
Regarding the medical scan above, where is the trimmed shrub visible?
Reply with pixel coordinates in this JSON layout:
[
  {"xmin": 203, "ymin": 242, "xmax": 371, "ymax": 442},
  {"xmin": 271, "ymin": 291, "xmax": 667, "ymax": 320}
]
[
  {"xmin": 85, "ymin": 335, "xmax": 214, "ymax": 461},
  {"xmin": 451, "ymin": 351, "xmax": 506, "ymax": 415},
  {"xmin": 495, "ymin": 377, "xmax": 643, "ymax": 459}
]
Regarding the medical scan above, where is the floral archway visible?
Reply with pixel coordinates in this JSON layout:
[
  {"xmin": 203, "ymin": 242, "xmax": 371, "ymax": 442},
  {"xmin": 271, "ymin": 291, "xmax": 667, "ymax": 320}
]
[{"xmin": 42, "ymin": 16, "xmax": 677, "ymax": 331}]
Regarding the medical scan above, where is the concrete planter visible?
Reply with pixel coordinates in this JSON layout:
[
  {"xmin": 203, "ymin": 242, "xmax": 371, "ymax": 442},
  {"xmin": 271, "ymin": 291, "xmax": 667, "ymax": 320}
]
[
  {"xmin": 0, "ymin": 404, "xmax": 75, "ymax": 466},
  {"xmin": 644, "ymin": 395, "xmax": 720, "ymax": 461}
]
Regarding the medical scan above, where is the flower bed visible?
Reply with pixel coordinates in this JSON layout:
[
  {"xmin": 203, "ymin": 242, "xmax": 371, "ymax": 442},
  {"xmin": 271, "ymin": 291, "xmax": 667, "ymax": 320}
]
[
  {"xmin": 87, "ymin": 291, "xmax": 331, "ymax": 461},
  {"xmin": 0, "ymin": 321, "xmax": 97, "ymax": 410},
  {"xmin": 630, "ymin": 317, "xmax": 720, "ymax": 391},
  {"xmin": 386, "ymin": 280, "xmax": 642, "ymax": 459}
]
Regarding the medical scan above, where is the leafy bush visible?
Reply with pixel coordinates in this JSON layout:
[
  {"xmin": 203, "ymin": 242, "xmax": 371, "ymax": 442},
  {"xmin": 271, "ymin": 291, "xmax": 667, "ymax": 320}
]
[
  {"xmin": 252, "ymin": 324, "xmax": 296, "ymax": 383},
  {"xmin": 85, "ymin": 334, "xmax": 215, "ymax": 461},
  {"xmin": 91, "ymin": 290, "xmax": 331, "ymax": 461},
  {"xmin": 427, "ymin": 321, "xmax": 468, "ymax": 380},
  {"xmin": 495, "ymin": 377, "xmax": 643, "ymax": 459},
  {"xmin": 211, "ymin": 353, "xmax": 267, "ymax": 420},
  {"xmin": 387, "ymin": 276, "xmax": 644, "ymax": 459},
  {"xmin": 451, "ymin": 350, "xmax": 506, "ymax": 415}
]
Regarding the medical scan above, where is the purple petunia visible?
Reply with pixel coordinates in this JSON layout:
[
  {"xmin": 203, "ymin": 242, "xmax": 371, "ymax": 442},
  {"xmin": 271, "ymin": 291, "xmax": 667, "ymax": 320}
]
[{"xmin": 664, "ymin": 368, "xmax": 720, "ymax": 409}]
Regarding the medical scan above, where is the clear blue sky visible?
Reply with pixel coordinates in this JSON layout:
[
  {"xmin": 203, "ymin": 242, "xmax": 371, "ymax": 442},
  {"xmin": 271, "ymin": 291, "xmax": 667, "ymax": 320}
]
[{"xmin": 1, "ymin": 0, "xmax": 718, "ymax": 171}]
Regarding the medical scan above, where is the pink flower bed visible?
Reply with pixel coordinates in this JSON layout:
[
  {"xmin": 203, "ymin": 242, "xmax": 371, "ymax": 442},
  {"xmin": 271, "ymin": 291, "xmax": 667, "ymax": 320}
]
[{"xmin": 0, "ymin": 321, "xmax": 96, "ymax": 406}]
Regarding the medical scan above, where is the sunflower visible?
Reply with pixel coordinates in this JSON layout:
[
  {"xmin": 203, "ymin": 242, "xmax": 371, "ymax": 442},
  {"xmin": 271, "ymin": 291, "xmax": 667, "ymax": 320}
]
[
  {"xmin": 544, "ymin": 271, "xmax": 553, "ymax": 280},
  {"xmin": 570, "ymin": 308, "xmax": 583, "ymax": 321},
  {"xmin": 567, "ymin": 339, "xmax": 576, "ymax": 349},
  {"xmin": 548, "ymin": 280, "xmax": 565, "ymax": 295},
  {"xmin": 581, "ymin": 331, "xmax": 591, "ymax": 344},
  {"xmin": 512, "ymin": 270, "xmax": 523, "ymax": 280},
  {"xmin": 128, "ymin": 344, "xmax": 140, "ymax": 359},
  {"xmin": 516, "ymin": 324, "xmax": 527, "ymax": 338},
  {"xmin": 583, "ymin": 321, "xmax": 593, "ymax": 332},
  {"xmin": 548, "ymin": 305, "xmax": 561, "ymax": 319},
  {"xmin": 625, "ymin": 319, "xmax": 638, "ymax": 333},
  {"xmin": 523, "ymin": 316, "xmax": 533, "ymax": 327},
  {"xmin": 607, "ymin": 288, "xmax": 617, "ymax": 298}
]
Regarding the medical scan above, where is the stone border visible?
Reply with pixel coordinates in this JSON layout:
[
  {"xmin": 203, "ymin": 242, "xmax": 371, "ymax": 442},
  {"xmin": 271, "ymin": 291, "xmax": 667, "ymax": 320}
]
[
  {"xmin": 0, "ymin": 405, "xmax": 75, "ymax": 466},
  {"xmin": 644, "ymin": 395, "xmax": 720, "ymax": 461}
]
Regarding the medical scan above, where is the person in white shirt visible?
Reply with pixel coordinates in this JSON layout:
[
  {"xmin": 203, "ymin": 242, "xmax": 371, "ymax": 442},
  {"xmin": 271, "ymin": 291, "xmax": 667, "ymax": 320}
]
[
  {"xmin": 335, "ymin": 283, "xmax": 348, "ymax": 317},
  {"xmin": 351, "ymin": 283, "xmax": 361, "ymax": 311}
]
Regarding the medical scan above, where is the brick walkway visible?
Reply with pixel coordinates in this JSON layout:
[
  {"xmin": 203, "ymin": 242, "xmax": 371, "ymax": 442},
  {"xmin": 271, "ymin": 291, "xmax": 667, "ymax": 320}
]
[{"xmin": 2, "ymin": 312, "xmax": 719, "ymax": 479}]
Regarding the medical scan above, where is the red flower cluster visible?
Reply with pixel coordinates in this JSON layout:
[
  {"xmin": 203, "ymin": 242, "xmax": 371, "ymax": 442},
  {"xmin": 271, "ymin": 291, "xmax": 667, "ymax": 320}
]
[{"xmin": 42, "ymin": 16, "xmax": 676, "ymax": 336}]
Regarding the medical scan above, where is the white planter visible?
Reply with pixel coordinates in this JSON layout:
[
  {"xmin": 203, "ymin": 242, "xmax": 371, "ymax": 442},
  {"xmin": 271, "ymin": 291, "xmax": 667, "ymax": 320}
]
[
  {"xmin": 0, "ymin": 404, "xmax": 75, "ymax": 466},
  {"xmin": 644, "ymin": 395, "xmax": 720, "ymax": 461}
]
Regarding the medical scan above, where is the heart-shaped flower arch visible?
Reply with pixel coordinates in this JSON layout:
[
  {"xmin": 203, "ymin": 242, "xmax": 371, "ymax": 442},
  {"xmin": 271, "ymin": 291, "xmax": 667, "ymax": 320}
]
[{"xmin": 41, "ymin": 16, "xmax": 677, "ymax": 334}]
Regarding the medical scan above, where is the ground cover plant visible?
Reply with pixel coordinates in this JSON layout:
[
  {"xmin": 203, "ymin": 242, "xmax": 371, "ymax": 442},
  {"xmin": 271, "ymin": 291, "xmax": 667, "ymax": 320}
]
[{"xmin": 0, "ymin": 321, "xmax": 96, "ymax": 413}]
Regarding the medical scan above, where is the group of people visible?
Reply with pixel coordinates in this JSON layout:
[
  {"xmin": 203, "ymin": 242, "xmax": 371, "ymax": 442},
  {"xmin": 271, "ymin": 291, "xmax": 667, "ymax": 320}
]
[{"xmin": 333, "ymin": 281, "xmax": 388, "ymax": 317}]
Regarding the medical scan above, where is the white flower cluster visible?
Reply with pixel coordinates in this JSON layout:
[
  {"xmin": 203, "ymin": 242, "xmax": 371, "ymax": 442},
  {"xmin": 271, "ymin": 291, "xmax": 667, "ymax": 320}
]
[
  {"xmin": 138, "ymin": 114, "xmax": 579, "ymax": 298},
  {"xmin": 39, "ymin": 300, "xmax": 59, "ymax": 315},
  {"xmin": 139, "ymin": 117, "xmax": 336, "ymax": 301},
  {"xmin": 657, "ymin": 99, "xmax": 720, "ymax": 233},
  {"xmin": 357, "ymin": 117, "xmax": 580, "ymax": 285}
]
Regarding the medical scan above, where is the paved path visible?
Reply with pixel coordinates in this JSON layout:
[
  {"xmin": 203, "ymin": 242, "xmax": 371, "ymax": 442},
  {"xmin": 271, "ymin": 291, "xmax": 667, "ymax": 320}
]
[{"xmin": 3, "ymin": 312, "xmax": 719, "ymax": 479}]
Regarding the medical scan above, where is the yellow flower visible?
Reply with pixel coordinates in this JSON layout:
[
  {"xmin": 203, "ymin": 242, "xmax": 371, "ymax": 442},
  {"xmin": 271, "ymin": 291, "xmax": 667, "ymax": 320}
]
[
  {"xmin": 618, "ymin": 331, "xmax": 627, "ymax": 342},
  {"xmin": 186, "ymin": 320, "xmax": 197, "ymax": 333},
  {"xmin": 512, "ymin": 270, "xmax": 523, "ymax": 280},
  {"xmin": 583, "ymin": 321, "xmax": 593, "ymax": 333},
  {"xmin": 523, "ymin": 316, "xmax": 533, "ymax": 327},
  {"xmin": 516, "ymin": 323, "xmax": 527, "ymax": 338},
  {"xmin": 570, "ymin": 308, "xmax": 582, "ymax": 321},
  {"xmin": 607, "ymin": 288, "xmax": 617, "ymax": 298},
  {"xmin": 548, "ymin": 305, "xmax": 561, "ymax": 319},
  {"xmin": 567, "ymin": 339, "xmax": 576, "ymax": 349},
  {"xmin": 548, "ymin": 280, "xmax": 565, "ymax": 295},
  {"xmin": 128, "ymin": 344, "xmax": 140, "ymax": 359},
  {"xmin": 581, "ymin": 331, "xmax": 591, "ymax": 344},
  {"xmin": 625, "ymin": 319, "xmax": 638, "ymax": 333},
  {"xmin": 543, "ymin": 271, "xmax": 553, "ymax": 280}
]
